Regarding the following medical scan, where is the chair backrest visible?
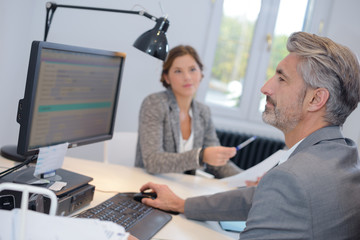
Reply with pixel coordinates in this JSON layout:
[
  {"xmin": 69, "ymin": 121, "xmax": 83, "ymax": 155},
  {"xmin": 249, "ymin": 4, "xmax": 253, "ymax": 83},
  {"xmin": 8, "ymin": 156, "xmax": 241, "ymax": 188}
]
[
  {"xmin": 0, "ymin": 182, "xmax": 58, "ymax": 240},
  {"xmin": 0, "ymin": 182, "xmax": 57, "ymax": 215},
  {"xmin": 105, "ymin": 132, "xmax": 138, "ymax": 167}
]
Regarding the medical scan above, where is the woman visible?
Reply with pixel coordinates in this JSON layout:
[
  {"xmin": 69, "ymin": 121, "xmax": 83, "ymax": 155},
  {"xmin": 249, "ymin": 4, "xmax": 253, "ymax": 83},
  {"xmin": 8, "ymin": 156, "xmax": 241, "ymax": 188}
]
[{"xmin": 135, "ymin": 45, "xmax": 242, "ymax": 178}]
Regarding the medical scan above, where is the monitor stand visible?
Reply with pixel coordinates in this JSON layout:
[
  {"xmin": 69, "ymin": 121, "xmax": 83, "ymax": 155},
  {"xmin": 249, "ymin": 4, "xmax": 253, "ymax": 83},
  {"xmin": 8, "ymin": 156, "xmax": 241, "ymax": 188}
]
[
  {"xmin": 0, "ymin": 145, "xmax": 28, "ymax": 162},
  {"xmin": 12, "ymin": 167, "xmax": 62, "ymax": 185}
]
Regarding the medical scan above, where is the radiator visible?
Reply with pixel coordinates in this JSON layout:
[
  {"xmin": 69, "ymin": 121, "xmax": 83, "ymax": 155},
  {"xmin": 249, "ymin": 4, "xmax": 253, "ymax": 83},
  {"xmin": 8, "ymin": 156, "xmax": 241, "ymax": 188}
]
[{"xmin": 216, "ymin": 129, "xmax": 285, "ymax": 170}]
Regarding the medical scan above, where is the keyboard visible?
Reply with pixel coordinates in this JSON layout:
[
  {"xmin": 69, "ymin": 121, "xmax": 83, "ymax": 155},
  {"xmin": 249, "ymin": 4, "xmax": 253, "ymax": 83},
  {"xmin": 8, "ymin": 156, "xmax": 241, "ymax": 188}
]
[{"xmin": 75, "ymin": 192, "xmax": 172, "ymax": 240}]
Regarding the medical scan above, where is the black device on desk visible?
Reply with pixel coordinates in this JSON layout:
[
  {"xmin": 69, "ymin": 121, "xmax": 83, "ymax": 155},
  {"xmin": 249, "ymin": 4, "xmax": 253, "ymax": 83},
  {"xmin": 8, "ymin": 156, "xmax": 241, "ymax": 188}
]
[
  {"xmin": 0, "ymin": 41, "xmax": 125, "ymax": 215},
  {"xmin": 0, "ymin": 166, "xmax": 95, "ymax": 216}
]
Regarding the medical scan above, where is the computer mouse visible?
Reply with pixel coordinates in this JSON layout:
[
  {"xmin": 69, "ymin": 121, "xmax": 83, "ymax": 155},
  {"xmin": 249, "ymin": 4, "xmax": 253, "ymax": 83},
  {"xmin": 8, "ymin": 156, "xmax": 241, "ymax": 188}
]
[
  {"xmin": 133, "ymin": 192, "xmax": 157, "ymax": 202},
  {"xmin": 133, "ymin": 192, "xmax": 180, "ymax": 215}
]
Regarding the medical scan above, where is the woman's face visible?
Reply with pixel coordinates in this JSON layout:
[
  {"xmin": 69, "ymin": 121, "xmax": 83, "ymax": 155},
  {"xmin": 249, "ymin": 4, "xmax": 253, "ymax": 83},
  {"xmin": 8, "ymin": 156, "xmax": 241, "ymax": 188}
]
[{"xmin": 164, "ymin": 54, "xmax": 202, "ymax": 99}]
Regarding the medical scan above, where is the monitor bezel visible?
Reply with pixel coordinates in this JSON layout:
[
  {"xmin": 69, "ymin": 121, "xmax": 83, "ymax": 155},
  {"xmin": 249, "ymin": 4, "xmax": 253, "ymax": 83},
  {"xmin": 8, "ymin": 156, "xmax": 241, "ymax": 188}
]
[{"xmin": 16, "ymin": 41, "xmax": 126, "ymax": 156}]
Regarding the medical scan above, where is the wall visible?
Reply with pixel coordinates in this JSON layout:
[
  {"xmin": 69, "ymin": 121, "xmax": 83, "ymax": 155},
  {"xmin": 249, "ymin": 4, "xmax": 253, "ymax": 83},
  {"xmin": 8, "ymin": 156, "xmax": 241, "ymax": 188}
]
[{"xmin": 325, "ymin": 0, "xmax": 360, "ymax": 147}]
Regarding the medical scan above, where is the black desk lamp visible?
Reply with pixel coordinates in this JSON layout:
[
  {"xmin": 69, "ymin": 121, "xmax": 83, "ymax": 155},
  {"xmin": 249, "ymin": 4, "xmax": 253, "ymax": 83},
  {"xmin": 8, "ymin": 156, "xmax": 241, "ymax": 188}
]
[{"xmin": 44, "ymin": 2, "xmax": 170, "ymax": 60}]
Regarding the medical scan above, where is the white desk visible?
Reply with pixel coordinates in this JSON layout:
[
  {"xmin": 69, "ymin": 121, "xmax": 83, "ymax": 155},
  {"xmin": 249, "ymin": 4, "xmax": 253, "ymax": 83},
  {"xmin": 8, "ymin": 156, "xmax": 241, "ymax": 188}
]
[{"xmin": 0, "ymin": 156, "xmax": 238, "ymax": 240}]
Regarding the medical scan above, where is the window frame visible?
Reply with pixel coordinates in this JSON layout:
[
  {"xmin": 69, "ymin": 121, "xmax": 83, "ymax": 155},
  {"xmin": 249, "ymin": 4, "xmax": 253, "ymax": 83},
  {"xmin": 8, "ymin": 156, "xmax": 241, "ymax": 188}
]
[
  {"xmin": 196, "ymin": 0, "xmax": 331, "ymax": 139},
  {"xmin": 197, "ymin": 0, "xmax": 283, "ymax": 138}
]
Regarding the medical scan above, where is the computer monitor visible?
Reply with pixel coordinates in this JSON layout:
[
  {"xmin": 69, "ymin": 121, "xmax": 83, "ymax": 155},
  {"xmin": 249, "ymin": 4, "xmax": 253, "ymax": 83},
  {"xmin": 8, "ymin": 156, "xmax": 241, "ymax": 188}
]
[{"xmin": 15, "ymin": 41, "xmax": 126, "ymax": 158}]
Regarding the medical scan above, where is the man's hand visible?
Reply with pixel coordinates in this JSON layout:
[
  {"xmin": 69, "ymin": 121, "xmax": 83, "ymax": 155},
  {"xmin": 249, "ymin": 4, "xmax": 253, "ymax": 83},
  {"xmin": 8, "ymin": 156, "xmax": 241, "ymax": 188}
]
[
  {"xmin": 245, "ymin": 176, "xmax": 262, "ymax": 187},
  {"xmin": 127, "ymin": 234, "xmax": 139, "ymax": 240},
  {"xmin": 139, "ymin": 182, "xmax": 185, "ymax": 213}
]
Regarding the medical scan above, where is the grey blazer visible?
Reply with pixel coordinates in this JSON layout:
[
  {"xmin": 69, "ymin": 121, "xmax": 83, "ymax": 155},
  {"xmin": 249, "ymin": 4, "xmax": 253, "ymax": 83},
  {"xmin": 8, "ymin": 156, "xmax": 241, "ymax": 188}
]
[
  {"xmin": 184, "ymin": 125, "xmax": 360, "ymax": 239},
  {"xmin": 135, "ymin": 89, "xmax": 240, "ymax": 178}
]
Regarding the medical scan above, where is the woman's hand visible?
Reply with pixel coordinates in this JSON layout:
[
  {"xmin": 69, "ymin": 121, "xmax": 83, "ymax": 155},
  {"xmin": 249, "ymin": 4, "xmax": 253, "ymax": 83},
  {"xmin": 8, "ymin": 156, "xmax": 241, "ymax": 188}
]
[{"xmin": 202, "ymin": 146, "xmax": 236, "ymax": 166}]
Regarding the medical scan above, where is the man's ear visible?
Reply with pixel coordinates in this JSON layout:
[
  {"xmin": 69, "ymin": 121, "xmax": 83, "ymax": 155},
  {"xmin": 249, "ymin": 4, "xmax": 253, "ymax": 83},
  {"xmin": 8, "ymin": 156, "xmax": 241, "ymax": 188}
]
[{"xmin": 308, "ymin": 88, "xmax": 329, "ymax": 112}]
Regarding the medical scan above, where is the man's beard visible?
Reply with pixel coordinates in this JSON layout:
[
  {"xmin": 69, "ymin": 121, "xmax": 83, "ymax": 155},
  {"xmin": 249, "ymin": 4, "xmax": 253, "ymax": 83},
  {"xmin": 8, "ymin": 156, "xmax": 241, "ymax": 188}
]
[{"xmin": 262, "ymin": 96, "xmax": 303, "ymax": 133}]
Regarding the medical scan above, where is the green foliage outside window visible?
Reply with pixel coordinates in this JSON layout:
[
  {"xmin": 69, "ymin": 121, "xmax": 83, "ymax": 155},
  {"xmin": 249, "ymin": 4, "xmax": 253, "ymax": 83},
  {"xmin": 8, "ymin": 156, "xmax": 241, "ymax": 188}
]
[
  {"xmin": 266, "ymin": 35, "xmax": 289, "ymax": 81},
  {"xmin": 211, "ymin": 16, "xmax": 254, "ymax": 84},
  {"xmin": 211, "ymin": 16, "xmax": 290, "ymax": 85}
]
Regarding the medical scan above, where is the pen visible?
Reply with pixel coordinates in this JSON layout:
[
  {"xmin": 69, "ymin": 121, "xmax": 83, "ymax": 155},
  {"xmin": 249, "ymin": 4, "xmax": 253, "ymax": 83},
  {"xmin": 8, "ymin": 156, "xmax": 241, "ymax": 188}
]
[{"xmin": 236, "ymin": 136, "xmax": 257, "ymax": 151}]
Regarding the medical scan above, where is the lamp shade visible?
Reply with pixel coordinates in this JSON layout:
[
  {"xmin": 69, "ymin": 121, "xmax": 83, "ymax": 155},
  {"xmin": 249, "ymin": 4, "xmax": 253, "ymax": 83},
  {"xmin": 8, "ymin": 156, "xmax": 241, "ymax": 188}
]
[{"xmin": 133, "ymin": 17, "xmax": 169, "ymax": 61}]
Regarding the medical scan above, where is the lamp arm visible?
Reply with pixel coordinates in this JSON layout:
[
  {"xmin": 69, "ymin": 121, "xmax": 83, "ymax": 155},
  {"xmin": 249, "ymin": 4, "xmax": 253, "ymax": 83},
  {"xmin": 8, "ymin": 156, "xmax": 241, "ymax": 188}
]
[{"xmin": 44, "ymin": 2, "xmax": 159, "ymax": 41}]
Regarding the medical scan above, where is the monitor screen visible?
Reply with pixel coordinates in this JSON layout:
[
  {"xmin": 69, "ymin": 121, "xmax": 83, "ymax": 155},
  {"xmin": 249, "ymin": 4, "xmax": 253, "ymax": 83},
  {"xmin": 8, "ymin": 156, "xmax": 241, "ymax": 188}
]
[{"xmin": 16, "ymin": 41, "xmax": 126, "ymax": 156}]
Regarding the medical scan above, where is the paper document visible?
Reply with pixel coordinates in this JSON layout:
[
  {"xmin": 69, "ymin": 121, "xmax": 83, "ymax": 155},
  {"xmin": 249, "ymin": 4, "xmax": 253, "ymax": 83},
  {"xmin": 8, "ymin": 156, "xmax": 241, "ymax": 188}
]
[
  {"xmin": 221, "ymin": 150, "xmax": 286, "ymax": 188},
  {"xmin": 0, "ymin": 208, "xmax": 129, "ymax": 240},
  {"xmin": 34, "ymin": 142, "xmax": 69, "ymax": 176}
]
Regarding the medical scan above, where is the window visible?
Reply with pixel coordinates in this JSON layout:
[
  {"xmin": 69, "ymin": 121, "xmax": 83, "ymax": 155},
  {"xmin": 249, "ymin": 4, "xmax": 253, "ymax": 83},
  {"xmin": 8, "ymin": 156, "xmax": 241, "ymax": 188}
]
[
  {"xmin": 202, "ymin": 0, "xmax": 311, "ymax": 136},
  {"xmin": 259, "ymin": 0, "xmax": 309, "ymax": 113},
  {"xmin": 205, "ymin": 0, "xmax": 261, "ymax": 108}
]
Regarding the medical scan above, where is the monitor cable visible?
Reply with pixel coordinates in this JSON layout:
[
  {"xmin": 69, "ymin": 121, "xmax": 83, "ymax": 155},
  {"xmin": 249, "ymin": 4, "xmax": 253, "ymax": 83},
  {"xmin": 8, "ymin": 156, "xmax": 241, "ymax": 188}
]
[{"xmin": 0, "ymin": 155, "xmax": 37, "ymax": 179}]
